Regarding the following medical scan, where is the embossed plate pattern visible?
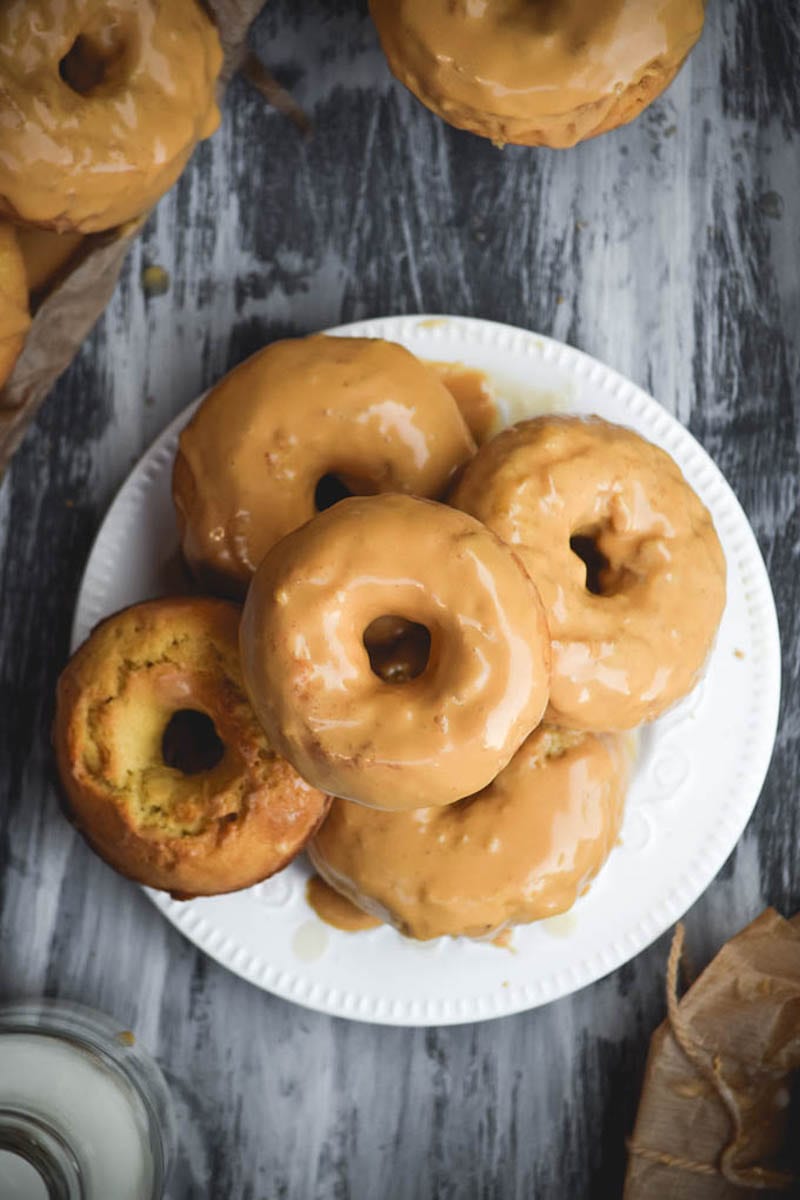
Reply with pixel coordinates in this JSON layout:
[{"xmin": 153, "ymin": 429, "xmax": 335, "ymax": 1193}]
[{"xmin": 72, "ymin": 316, "xmax": 781, "ymax": 1026}]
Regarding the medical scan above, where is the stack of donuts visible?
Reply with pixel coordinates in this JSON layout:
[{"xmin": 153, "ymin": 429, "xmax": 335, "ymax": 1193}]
[
  {"xmin": 54, "ymin": 334, "xmax": 726, "ymax": 943},
  {"xmin": 0, "ymin": 0, "xmax": 224, "ymax": 392}
]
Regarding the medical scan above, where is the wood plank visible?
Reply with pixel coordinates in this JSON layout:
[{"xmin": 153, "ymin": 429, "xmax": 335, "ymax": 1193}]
[{"xmin": 1, "ymin": 2, "xmax": 797, "ymax": 1195}]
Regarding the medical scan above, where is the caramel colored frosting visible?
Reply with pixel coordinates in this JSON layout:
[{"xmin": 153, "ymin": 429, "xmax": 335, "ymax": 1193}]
[
  {"xmin": 306, "ymin": 875, "xmax": 382, "ymax": 932},
  {"xmin": 0, "ymin": 222, "xmax": 30, "ymax": 390},
  {"xmin": 53, "ymin": 597, "xmax": 329, "ymax": 897},
  {"xmin": 370, "ymin": 0, "xmax": 705, "ymax": 148},
  {"xmin": 309, "ymin": 726, "xmax": 631, "ymax": 941},
  {"xmin": 240, "ymin": 493, "xmax": 552, "ymax": 811},
  {"xmin": 17, "ymin": 227, "xmax": 85, "ymax": 295},
  {"xmin": 0, "ymin": 1, "xmax": 223, "ymax": 233},
  {"xmin": 451, "ymin": 415, "xmax": 726, "ymax": 731},
  {"xmin": 174, "ymin": 336, "xmax": 477, "ymax": 597},
  {"xmin": 430, "ymin": 361, "xmax": 497, "ymax": 444}
]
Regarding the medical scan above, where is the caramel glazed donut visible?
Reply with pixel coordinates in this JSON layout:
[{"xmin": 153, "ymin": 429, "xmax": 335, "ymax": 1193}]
[
  {"xmin": 451, "ymin": 415, "xmax": 726, "ymax": 732},
  {"xmin": 0, "ymin": 0, "xmax": 223, "ymax": 233},
  {"xmin": 54, "ymin": 597, "xmax": 329, "ymax": 897},
  {"xmin": 309, "ymin": 726, "xmax": 632, "ymax": 941},
  {"xmin": 240, "ymin": 494, "xmax": 552, "ymax": 811},
  {"xmin": 173, "ymin": 335, "xmax": 477, "ymax": 597},
  {"xmin": 370, "ymin": 0, "xmax": 705, "ymax": 149}
]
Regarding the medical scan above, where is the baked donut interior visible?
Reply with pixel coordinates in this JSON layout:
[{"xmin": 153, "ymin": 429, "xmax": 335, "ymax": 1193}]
[{"xmin": 83, "ymin": 650, "xmax": 250, "ymax": 838}]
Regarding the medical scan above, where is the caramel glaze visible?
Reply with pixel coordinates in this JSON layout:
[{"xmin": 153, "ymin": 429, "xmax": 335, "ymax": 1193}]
[
  {"xmin": 308, "ymin": 726, "xmax": 631, "ymax": 942},
  {"xmin": 451, "ymin": 415, "xmax": 726, "ymax": 731},
  {"xmin": 430, "ymin": 361, "xmax": 497, "ymax": 445},
  {"xmin": 306, "ymin": 875, "xmax": 382, "ymax": 932},
  {"xmin": 0, "ymin": 1, "xmax": 223, "ymax": 233},
  {"xmin": 240, "ymin": 493, "xmax": 552, "ymax": 811},
  {"xmin": 370, "ymin": 0, "xmax": 705, "ymax": 148},
  {"xmin": 174, "ymin": 336, "xmax": 477, "ymax": 598},
  {"xmin": 17, "ymin": 228, "xmax": 85, "ymax": 296},
  {"xmin": 0, "ymin": 222, "xmax": 30, "ymax": 389}
]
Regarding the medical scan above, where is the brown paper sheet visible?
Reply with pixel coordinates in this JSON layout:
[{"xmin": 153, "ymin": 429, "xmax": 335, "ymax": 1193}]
[
  {"xmin": 625, "ymin": 910, "xmax": 800, "ymax": 1198},
  {"xmin": 0, "ymin": 0, "xmax": 267, "ymax": 473}
]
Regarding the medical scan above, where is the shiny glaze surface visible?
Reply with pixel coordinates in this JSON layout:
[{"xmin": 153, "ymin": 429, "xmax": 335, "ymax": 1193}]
[
  {"xmin": 309, "ymin": 727, "xmax": 631, "ymax": 941},
  {"xmin": 452, "ymin": 415, "xmax": 726, "ymax": 730},
  {"xmin": 430, "ymin": 361, "xmax": 497, "ymax": 444},
  {"xmin": 370, "ymin": 0, "xmax": 705, "ymax": 147},
  {"xmin": 0, "ymin": 221, "xmax": 30, "ymax": 389},
  {"xmin": 0, "ymin": 0, "xmax": 222, "ymax": 232},
  {"xmin": 174, "ymin": 335, "xmax": 476, "ymax": 597},
  {"xmin": 53, "ymin": 597, "xmax": 329, "ymax": 897},
  {"xmin": 240, "ymin": 493, "xmax": 551, "ymax": 811},
  {"xmin": 306, "ymin": 875, "xmax": 382, "ymax": 932}
]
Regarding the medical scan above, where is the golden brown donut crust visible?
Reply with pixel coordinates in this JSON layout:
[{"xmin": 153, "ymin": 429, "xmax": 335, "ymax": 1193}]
[
  {"xmin": 309, "ymin": 726, "xmax": 631, "ymax": 941},
  {"xmin": 54, "ymin": 597, "xmax": 329, "ymax": 897},
  {"xmin": 0, "ymin": 0, "xmax": 223, "ymax": 233},
  {"xmin": 173, "ymin": 335, "xmax": 477, "ymax": 598},
  {"xmin": 0, "ymin": 222, "xmax": 30, "ymax": 390},
  {"xmin": 370, "ymin": 0, "xmax": 705, "ymax": 148},
  {"xmin": 451, "ymin": 415, "xmax": 726, "ymax": 731},
  {"xmin": 240, "ymin": 493, "xmax": 552, "ymax": 811}
]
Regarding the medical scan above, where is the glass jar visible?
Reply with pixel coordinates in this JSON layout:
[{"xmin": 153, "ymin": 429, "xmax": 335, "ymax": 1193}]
[{"xmin": 0, "ymin": 999, "xmax": 175, "ymax": 1199}]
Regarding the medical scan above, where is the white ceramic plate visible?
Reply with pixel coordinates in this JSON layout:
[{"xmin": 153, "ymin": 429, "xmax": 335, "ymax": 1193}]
[{"xmin": 72, "ymin": 315, "xmax": 781, "ymax": 1026}]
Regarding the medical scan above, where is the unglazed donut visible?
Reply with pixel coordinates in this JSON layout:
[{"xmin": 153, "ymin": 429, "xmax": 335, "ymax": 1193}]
[
  {"xmin": 370, "ymin": 0, "xmax": 705, "ymax": 149},
  {"xmin": 54, "ymin": 597, "xmax": 329, "ymax": 897},
  {"xmin": 0, "ymin": 0, "xmax": 223, "ymax": 233},
  {"xmin": 240, "ymin": 494, "xmax": 551, "ymax": 811},
  {"xmin": 174, "ymin": 336, "xmax": 477, "ymax": 597},
  {"xmin": 451, "ymin": 415, "xmax": 726, "ymax": 731},
  {"xmin": 0, "ymin": 222, "xmax": 30, "ymax": 390},
  {"xmin": 309, "ymin": 726, "xmax": 631, "ymax": 941}
]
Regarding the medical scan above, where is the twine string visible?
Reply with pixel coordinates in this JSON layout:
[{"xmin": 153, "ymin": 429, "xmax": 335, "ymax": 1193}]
[{"xmin": 628, "ymin": 923, "xmax": 795, "ymax": 1191}]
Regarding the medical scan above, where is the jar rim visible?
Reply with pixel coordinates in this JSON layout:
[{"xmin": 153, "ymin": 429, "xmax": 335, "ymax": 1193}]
[{"xmin": 0, "ymin": 998, "xmax": 175, "ymax": 1200}]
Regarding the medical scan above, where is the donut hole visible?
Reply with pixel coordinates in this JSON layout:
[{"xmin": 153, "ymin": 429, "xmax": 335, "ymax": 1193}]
[
  {"xmin": 570, "ymin": 532, "xmax": 610, "ymax": 596},
  {"xmin": 162, "ymin": 709, "xmax": 225, "ymax": 775},
  {"xmin": 59, "ymin": 30, "xmax": 130, "ymax": 97},
  {"xmin": 364, "ymin": 616, "xmax": 432, "ymax": 684},
  {"xmin": 314, "ymin": 474, "xmax": 353, "ymax": 512},
  {"xmin": 570, "ymin": 529, "xmax": 637, "ymax": 597}
]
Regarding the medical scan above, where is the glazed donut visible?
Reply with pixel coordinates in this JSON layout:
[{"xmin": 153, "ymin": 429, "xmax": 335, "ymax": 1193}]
[
  {"xmin": 0, "ymin": 222, "xmax": 30, "ymax": 390},
  {"xmin": 54, "ymin": 597, "xmax": 329, "ymax": 897},
  {"xmin": 240, "ymin": 493, "xmax": 552, "ymax": 811},
  {"xmin": 173, "ymin": 335, "xmax": 476, "ymax": 597},
  {"xmin": 309, "ymin": 726, "xmax": 631, "ymax": 941},
  {"xmin": 370, "ymin": 0, "xmax": 705, "ymax": 149},
  {"xmin": 0, "ymin": 0, "xmax": 223, "ymax": 233},
  {"xmin": 451, "ymin": 415, "xmax": 726, "ymax": 731}
]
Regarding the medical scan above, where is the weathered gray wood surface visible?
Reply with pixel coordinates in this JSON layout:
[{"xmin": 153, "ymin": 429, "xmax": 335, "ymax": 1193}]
[{"xmin": 1, "ymin": 2, "xmax": 798, "ymax": 1196}]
